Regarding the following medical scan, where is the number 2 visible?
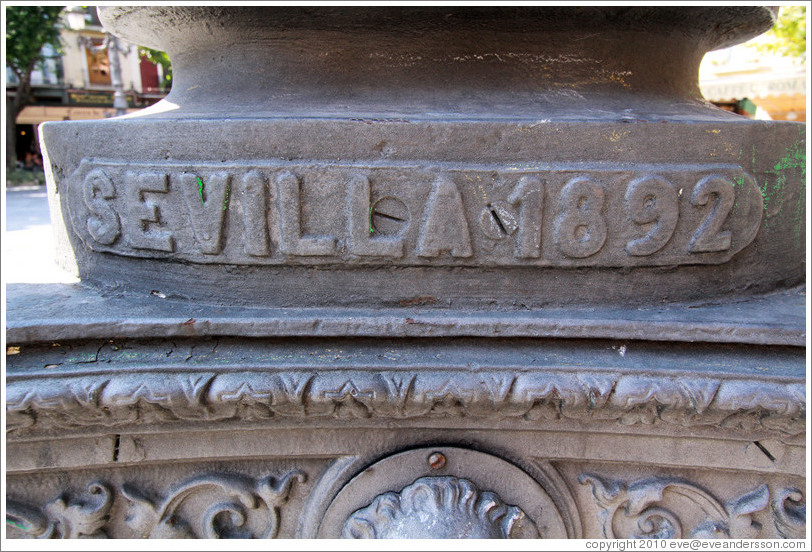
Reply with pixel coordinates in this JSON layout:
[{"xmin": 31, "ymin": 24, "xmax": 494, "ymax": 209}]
[{"xmin": 688, "ymin": 175, "xmax": 734, "ymax": 253}]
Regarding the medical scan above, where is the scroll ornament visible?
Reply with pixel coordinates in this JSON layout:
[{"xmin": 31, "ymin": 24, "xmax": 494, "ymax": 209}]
[
  {"xmin": 5, "ymin": 471, "xmax": 304, "ymax": 539},
  {"xmin": 6, "ymin": 482, "xmax": 113, "ymax": 538},
  {"xmin": 579, "ymin": 474, "xmax": 806, "ymax": 539},
  {"xmin": 772, "ymin": 487, "xmax": 806, "ymax": 539},
  {"xmin": 121, "ymin": 470, "xmax": 306, "ymax": 538}
]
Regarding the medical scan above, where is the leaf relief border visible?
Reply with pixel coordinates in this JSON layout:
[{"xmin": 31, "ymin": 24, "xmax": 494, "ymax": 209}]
[{"xmin": 6, "ymin": 369, "xmax": 805, "ymax": 435}]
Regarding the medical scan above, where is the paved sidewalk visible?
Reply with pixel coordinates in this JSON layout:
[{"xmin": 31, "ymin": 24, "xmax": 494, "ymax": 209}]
[{"xmin": 4, "ymin": 185, "xmax": 79, "ymax": 284}]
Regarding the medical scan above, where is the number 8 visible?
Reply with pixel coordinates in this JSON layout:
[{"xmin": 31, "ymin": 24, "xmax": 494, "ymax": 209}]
[{"xmin": 554, "ymin": 177, "xmax": 607, "ymax": 258}]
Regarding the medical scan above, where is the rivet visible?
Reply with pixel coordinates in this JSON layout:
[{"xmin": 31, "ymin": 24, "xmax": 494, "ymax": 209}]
[{"xmin": 428, "ymin": 452, "xmax": 446, "ymax": 470}]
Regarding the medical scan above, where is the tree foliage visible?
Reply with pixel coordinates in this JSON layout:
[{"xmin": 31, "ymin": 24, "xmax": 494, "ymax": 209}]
[
  {"xmin": 759, "ymin": 5, "xmax": 806, "ymax": 61},
  {"xmin": 5, "ymin": 5, "xmax": 64, "ymax": 80},
  {"xmin": 139, "ymin": 47, "xmax": 172, "ymax": 89},
  {"xmin": 5, "ymin": 5, "xmax": 65, "ymax": 168}
]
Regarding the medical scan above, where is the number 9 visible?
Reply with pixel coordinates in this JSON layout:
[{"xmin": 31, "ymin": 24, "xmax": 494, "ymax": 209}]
[{"xmin": 624, "ymin": 175, "xmax": 679, "ymax": 256}]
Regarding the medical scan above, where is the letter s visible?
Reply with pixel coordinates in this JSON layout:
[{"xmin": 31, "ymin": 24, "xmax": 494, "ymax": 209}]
[{"xmin": 83, "ymin": 168, "xmax": 121, "ymax": 245}]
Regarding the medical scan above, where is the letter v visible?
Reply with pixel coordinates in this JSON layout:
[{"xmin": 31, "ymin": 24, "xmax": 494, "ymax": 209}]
[{"xmin": 180, "ymin": 172, "xmax": 230, "ymax": 254}]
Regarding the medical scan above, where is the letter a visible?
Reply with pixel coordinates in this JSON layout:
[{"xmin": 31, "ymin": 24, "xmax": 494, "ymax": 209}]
[{"xmin": 416, "ymin": 176, "xmax": 472, "ymax": 258}]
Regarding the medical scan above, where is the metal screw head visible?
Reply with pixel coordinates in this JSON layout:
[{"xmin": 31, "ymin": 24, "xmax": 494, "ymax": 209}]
[
  {"xmin": 428, "ymin": 452, "xmax": 446, "ymax": 470},
  {"xmin": 370, "ymin": 196, "xmax": 409, "ymax": 235},
  {"xmin": 479, "ymin": 201, "xmax": 518, "ymax": 239}
]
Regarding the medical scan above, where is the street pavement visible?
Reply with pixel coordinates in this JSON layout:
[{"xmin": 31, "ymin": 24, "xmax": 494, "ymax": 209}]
[{"xmin": 4, "ymin": 185, "xmax": 79, "ymax": 284}]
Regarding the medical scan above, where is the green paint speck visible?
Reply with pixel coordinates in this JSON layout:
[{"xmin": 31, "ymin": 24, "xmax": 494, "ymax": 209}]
[
  {"xmin": 197, "ymin": 176, "xmax": 205, "ymax": 205},
  {"xmin": 773, "ymin": 140, "xmax": 806, "ymax": 174},
  {"xmin": 223, "ymin": 182, "xmax": 231, "ymax": 211},
  {"xmin": 760, "ymin": 136, "xmax": 806, "ymax": 244},
  {"xmin": 6, "ymin": 518, "xmax": 27, "ymax": 530},
  {"xmin": 761, "ymin": 139, "xmax": 806, "ymax": 215}
]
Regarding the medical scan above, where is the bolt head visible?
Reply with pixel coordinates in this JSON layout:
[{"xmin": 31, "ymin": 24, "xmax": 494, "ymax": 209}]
[
  {"xmin": 428, "ymin": 452, "xmax": 446, "ymax": 470},
  {"xmin": 478, "ymin": 201, "xmax": 518, "ymax": 239}
]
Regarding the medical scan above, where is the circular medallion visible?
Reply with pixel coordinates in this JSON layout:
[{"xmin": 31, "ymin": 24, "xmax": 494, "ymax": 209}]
[
  {"xmin": 314, "ymin": 447, "xmax": 572, "ymax": 538},
  {"xmin": 341, "ymin": 475, "xmax": 538, "ymax": 538}
]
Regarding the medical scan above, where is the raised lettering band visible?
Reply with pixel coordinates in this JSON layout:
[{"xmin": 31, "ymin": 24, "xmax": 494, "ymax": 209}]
[{"xmin": 66, "ymin": 160, "xmax": 763, "ymax": 268}]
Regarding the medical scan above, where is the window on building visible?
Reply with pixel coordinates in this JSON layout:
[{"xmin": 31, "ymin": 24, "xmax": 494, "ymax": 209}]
[{"xmin": 85, "ymin": 38, "xmax": 111, "ymax": 86}]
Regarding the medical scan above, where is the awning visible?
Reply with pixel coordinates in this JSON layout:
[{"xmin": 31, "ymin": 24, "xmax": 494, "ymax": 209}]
[
  {"xmin": 700, "ymin": 72, "xmax": 806, "ymax": 102},
  {"xmin": 16, "ymin": 105, "xmax": 140, "ymax": 125}
]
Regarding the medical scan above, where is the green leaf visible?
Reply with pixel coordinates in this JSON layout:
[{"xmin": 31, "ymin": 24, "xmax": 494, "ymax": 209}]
[
  {"xmin": 758, "ymin": 6, "xmax": 806, "ymax": 61},
  {"xmin": 5, "ymin": 6, "xmax": 64, "ymax": 76}
]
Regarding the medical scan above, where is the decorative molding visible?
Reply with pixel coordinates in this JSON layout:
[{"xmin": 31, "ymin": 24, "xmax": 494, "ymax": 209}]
[
  {"xmin": 6, "ymin": 482, "xmax": 113, "ymax": 539},
  {"xmin": 579, "ymin": 474, "xmax": 806, "ymax": 539},
  {"xmin": 341, "ymin": 476, "xmax": 539, "ymax": 539},
  {"xmin": 5, "ymin": 471, "xmax": 304, "ymax": 539},
  {"xmin": 6, "ymin": 369, "xmax": 805, "ymax": 435},
  {"xmin": 121, "ymin": 470, "xmax": 306, "ymax": 538},
  {"xmin": 4, "ymin": 469, "xmax": 804, "ymax": 539},
  {"xmin": 771, "ymin": 487, "xmax": 806, "ymax": 539}
]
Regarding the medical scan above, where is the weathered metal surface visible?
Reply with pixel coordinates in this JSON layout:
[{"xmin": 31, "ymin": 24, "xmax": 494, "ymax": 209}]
[
  {"xmin": 42, "ymin": 119, "xmax": 805, "ymax": 307},
  {"xmin": 96, "ymin": 6, "xmax": 776, "ymax": 119},
  {"xmin": 5, "ymin": 283, "xmax": 806, "ymax": 345},
  {"xmin": 4, "ymin": 433, "xmax": 806, "ymax": 538},
  {"xmin": 8, "ymin": 6, "xmax": 805, "ymax": 541},
  {"xmin": 39, "ymin": 6, "xmax": 804, "ymax": 308}
]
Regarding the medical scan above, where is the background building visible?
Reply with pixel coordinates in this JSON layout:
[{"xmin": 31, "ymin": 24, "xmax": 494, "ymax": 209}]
[
  {"xmin": 699, "ymin": 7, "xmax": 806, "ymax": 121},
  {"xmin": 6, "ymin": 6, "xmax": 168, "ymax": 169}
]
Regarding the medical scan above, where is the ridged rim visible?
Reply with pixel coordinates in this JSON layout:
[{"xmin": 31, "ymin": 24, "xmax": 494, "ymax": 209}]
[{"xmin": 97, "ymin": 6, "xmax": 776, "ymax": 53}]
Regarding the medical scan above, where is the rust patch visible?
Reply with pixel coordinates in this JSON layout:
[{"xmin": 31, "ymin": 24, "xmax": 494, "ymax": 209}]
[{"xmin": 399, "ymin": 296, "xmax": 437, "ymax": 307}]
